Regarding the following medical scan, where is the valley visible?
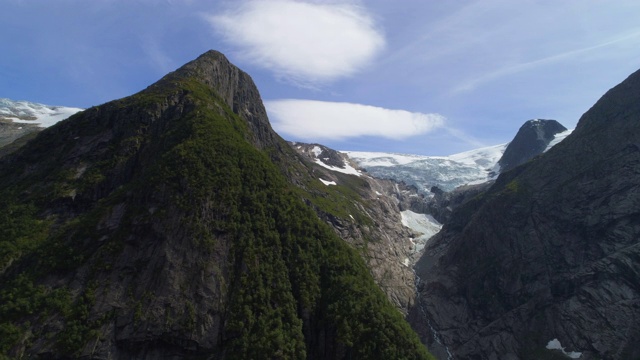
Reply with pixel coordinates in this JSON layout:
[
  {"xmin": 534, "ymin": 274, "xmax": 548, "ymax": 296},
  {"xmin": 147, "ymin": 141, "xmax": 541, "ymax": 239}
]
[{"xmin": 1, "ymin": 51, "xmax": 639, "ymax": 360}]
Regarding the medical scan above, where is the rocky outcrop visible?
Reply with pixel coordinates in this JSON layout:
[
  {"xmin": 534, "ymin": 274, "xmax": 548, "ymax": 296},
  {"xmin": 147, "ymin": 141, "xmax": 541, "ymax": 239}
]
[
  {"xmin": 497, "ymin": 119, "xmax": 567, "ymax": 172},
  {"xmin": 418, "ymin": 183, "xmax": 492, "ymax": 224},
  {"xmin": 411, "ymin": 69, "xmax": 640, "ymax": 359}
]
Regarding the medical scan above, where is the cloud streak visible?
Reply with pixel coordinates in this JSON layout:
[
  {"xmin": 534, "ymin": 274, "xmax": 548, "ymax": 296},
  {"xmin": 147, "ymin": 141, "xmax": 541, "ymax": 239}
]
[
  {"xmin": 207, "ymin": 0, "xmax": 384, "ymax": 85},
  {"xmin": 266, "ymin": 99, "xmax": 444, "ymax": 141},
  {"xmin": 451, "ymin": 29, "xmax": 640, "ymax": 94}
]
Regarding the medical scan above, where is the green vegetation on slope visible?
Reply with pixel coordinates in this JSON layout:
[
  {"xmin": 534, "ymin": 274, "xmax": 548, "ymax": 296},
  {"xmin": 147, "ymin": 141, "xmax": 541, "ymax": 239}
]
[{"xmin": 0, "ymin": 68, "xmax": 433, "ymax": 359}]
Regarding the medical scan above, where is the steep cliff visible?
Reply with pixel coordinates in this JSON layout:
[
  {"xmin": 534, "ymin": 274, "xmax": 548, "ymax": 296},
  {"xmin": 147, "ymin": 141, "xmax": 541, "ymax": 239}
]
[
  {"xmin": 411, "ymin": 69, "xmax": 640, "ymax": 359},
  {"xmin": 0, "ymin": 51, "xmax": 432, "ymax": 359}
]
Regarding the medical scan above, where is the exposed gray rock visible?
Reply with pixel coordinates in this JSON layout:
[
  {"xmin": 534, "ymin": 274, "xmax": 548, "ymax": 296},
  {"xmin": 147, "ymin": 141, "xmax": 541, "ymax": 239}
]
[
  {"xmin": 498, "ymin": 119, "xmax": 567, "ymax": 172},
  {"xmin": 291, "ymin": 141, "xmax": 424, "ymax": 312},
  {"xmin": 411, "ymin": 69, "xmax": 640, "ymax": 359},
  {"xmin": 0, "ymin": 120, "xmax": 41, "ymax": 149},
  {"xmin": 418, "ymin": 183, "xmax": 492, "ymax": 224}
]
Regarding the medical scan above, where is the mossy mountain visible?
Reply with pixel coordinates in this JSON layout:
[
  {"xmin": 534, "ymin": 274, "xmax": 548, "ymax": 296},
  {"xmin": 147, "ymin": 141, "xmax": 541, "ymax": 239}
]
[{"xmin": 0, "ymin": 50, "xmax": 432, "ymax": 359}]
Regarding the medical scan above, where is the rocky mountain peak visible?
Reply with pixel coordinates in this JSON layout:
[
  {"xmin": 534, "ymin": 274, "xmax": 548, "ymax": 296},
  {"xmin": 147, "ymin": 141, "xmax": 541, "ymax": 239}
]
[
  {"xmin": 146, "ymin": 50, "xmax": 277, "ymax": 150},
  {"xmin": 497, "ymin": 118, "xmax": 567, "ymax": 172}
]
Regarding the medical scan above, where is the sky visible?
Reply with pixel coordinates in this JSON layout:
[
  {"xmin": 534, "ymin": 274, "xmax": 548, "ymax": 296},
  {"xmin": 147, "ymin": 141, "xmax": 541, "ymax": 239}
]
[{"xmin": 2, "ymin": 0, "xmax": 640, "ymax": 155}]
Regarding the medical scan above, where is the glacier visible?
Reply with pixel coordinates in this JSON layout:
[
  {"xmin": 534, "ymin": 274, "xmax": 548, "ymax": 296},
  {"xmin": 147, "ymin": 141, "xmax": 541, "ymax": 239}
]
[{"xmin": 0, "ymin": 98, "xmax": 83, "ymax": 128}]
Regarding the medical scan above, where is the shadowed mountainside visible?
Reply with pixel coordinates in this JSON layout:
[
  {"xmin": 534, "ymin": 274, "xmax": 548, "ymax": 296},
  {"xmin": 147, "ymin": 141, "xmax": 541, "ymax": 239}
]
[
  {"xmin": 411, "ymin": 69, "xmax": 640, "ymax": 359},
  {"xmin": 0, "ymin": 51, "xmax": 432, "ymax": 359}
]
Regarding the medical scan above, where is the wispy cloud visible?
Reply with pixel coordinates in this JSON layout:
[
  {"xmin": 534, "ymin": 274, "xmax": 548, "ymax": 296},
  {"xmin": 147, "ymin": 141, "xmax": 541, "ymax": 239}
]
[
  {"xmin": 206, "ymin": 0, "xmax": 384, "ymax": 86},
  {"xmin": 266, "ymin": 99, "xmax": 444, "ymax": 141},
  {"xmin": 451, "ymin": 29, "xmax": 640, "ymax": 94},
  {"xmin": 375, "ymin": 1, "xmax": 640, "ymax": 100}
]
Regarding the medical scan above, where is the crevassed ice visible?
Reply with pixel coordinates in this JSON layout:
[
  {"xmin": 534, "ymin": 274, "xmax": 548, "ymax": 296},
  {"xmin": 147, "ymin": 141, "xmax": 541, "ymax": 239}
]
[{"xmin": 401, "ymin": 210, "xmax": 442, "ymax": 254}]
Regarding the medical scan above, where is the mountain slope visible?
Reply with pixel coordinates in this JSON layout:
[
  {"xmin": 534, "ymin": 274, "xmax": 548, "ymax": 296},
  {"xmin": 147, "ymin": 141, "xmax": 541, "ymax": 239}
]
[
  {"xmin": 0, "ymin": 51, "xmax": 432, "ymax": 359},
  {"xmin": 411, "ymin": 68, "xmax": 640, "ymax": 359}
]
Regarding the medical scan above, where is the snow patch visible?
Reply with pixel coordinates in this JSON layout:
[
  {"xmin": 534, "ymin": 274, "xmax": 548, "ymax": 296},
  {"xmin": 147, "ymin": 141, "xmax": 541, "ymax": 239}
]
[
  {"xmin": 314, "ymin": 159, "xmax": 361, "ymax": 176},
  {"xmin": 546, "ymin": 339, "xmax": 582, "ymax": 359},
  {"xmin": 311, "ymin": 145, "xmax": 322, "ymax": 157},
  {"xmin": 319, "ymin": 178, "xmax": 336, "ymax": 186},
  {"xmin": 544, "ymin": 129, "xmax": 573, "ymax": 152}
]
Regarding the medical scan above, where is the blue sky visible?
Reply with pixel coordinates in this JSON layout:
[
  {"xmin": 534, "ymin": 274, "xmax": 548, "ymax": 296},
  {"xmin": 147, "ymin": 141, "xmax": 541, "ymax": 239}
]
[{"xmin": 2, "ymin": 0, "xmax": 640, "ymax": 155}]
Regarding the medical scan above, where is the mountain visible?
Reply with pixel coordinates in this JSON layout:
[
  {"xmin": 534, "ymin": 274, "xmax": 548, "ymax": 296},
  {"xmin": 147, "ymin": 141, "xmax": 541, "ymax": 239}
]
[
  {"xmin": 411, "ymin": 68, "xmax": 640, "ymax": 359},
  {"xmin": 0, "ymin": 51, "xmax": 433, "ymax": 359},
  {"xmin": 0, "ymin": 98, "xmax": 82, "ymax": 149},
  {"xmin": 345, "ymin": 119, "xmax": 570, "ymax": 194},
  {"xmin": 497, "ymin": 119, "xmax": 568, "ymax": 172}
]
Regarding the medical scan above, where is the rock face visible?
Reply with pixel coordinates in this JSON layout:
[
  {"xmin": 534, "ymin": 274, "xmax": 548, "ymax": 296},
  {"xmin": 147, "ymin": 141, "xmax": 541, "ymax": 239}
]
[
  {"xmin": 0, "ymin": 51, "xmax": 433, "ymax": 359},
  {"xmin": 420, "ymin": 183, "xmax": 492, "ymax": 224},
  {"xmin": 290, "ymin": 142, "xmax": 426, "ymax": 311},
  {"xmin": 411, "ymin": 70, "xmax": 640, "ymax": 359},
  {"xmin": 497, "ymin": 119, "xmax": 567, "ymax": 172},
  {"xmin": 0, "ymin": 120, "xmax": 40, "ymax": 150}
]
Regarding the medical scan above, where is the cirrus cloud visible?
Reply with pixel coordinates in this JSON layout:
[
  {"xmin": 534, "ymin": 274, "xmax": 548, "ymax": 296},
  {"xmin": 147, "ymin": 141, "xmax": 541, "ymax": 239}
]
[
  {"xmin": 265, "ymin": 99, "xmax": 445, "ymax": 141},
  {"xmin": 207, "ymin": 0, "xmax": 385, "ymax": 85}
]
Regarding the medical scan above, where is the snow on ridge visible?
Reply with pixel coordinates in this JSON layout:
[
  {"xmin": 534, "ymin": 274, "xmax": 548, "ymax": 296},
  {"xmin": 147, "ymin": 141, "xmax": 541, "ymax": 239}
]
[
  {"xmin": 311, "ymin": 145, "xmax": 322, "ymax": 157},
  {"xmin": 544, "ymin": 129, "xmax": 573, "ymax": 152},
  {"xmin": 314, "ymin": 158, "xmax": 361, "ymax": 177},
  {"xmin": 0, "ymin": 98, "xmax": 83, "ymax": 128},
  {"xmin": 447, "ymin": 143, "xmax": 507, "ymax": 167}
]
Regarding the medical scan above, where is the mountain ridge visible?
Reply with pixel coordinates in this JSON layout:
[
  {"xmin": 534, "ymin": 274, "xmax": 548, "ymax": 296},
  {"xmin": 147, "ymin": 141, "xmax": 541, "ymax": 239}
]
[{"xmin": 0, "ymin": 50, "xmax": 432, "ymax": 359}]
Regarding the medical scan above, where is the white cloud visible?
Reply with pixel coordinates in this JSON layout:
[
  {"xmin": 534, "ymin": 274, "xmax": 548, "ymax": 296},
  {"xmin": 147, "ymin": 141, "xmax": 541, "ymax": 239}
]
[
  {"xmin": 207, "ymin": 0, "xmax": 384, "ymax": 85},
  {"xmin": 265, "ymin": 99, "xmax": 444, "ymax": 141}
]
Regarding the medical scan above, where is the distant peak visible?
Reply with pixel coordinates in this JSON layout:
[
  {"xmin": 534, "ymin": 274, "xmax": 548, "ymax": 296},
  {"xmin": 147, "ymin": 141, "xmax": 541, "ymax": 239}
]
[
  {"xmin": 524, "ymin": 118, "xmax": 563, "ymax": 127},
  {"xmin": 498, "ymin": 119, "xmax": 567, "ymax": 172}
]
